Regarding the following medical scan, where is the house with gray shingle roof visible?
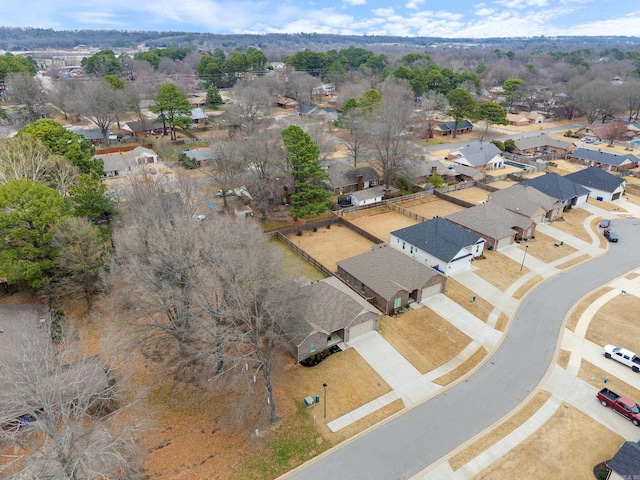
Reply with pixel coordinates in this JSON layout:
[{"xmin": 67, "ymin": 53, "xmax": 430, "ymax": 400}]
[
  {"xmin": 348, "ymin": 185, "xmax": 385, "ymax": 206},
  {"xmin": 567, "ymin": 148, "xmax": 639, "ymax": 172},
  {"xmin": 520, "ymin": 172, "xmax": 590, "ymax": 208},
  {"xmin": 513, "ymin": 134, "xmax": 572, "ymax": 156},
  {"xmin": 98, "ymin": 146, "xmax": 159, "ymax": 177},
  {"xmin": 489, "ymin": 184, "xmax": 564, "ymax": 223},
  {"xmin": 446, "ymin": 202, "xmax": 537, "ymax": 251},
  {"xmin": 325, "ymin": 161, "xmax": 379, "ymax": 195},
  {"xmin": 433, "ymin": 120, "xmax": 473, "ymax": 136},
  {"xmin": 337, "ymin": 244, "xmax": 446, "ymax": 314},
  {"xmin": 389, "ymin": 217, "xmax": 485, "ymax": 276},
  {"xmin": 277, "ymin": 276, "xmax": 381, "ymax": 362},
  {"xmin": 448, "ymin": 142, "xmax": 505, "ymax": 170},
  {"xmin": 564, "ymin": 166, "xmax": 625, "ymax": 202},
  {"xmin": 606, "ymin": 440, "xmax": 640, "ymax": 480}
]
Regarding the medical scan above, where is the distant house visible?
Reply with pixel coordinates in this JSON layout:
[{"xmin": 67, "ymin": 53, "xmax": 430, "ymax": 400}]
[
  {"xmin": 337, "ymin": 244, "xmax": 447, "ymax": 315},
  {"xmin": 567, "ymin": 148, "xmax": 639, "ymax": 173},
  {"xmin": 274, "ymin": 95, "xmax": 298, "ymax": 109},
  {"xmin": 403, "ymin": 159, "xmax": 485, "ymax": 185},
  {"xmin": 67, "ymin": 126, "xmax": 112, "ymax": 145},
  {"xmin": 446, "ymin": 202, "xmax": 537, "ymax": 250},
  {"xmin": 99, "ymin": 146, "xmax": 159, "ymax": 177},
  {"xmin": 433, "ymin": 120, "xmax": 473, "ymax": 137},
  {"xmin": 512, "ymin": 134, "xmax": 572, "ymax": 157},
  {"xmin": 278, "ymin": 276, "xmax": 382, "ymax": 362},
  {"xmin": 520, "ymin": 172, "xmax": 590, "ymax": 208},
  {"xmin": 448, "ymin": 142, "xmax": 505, "ymax": 170},
  {"xmin": 390, "ymin": 217, "xmax": 485, "ymax": 276},
  {"xmin": 564, "ymin": 166, "xmax": 626, "ymax": 202},
  {"xmin": 121, "ymin": 119, "xmax": 164, "ymax": 138},
  {"xmin": 325, "ymin": 161, "xmax": 379, "ymax": 195},
  {"xmin": 506, "ymin": 113, "xmax": 533, "ymax": 126},
  {"xmin": 187, "ymin": 94, "xmax": 207, "ymax": 108},
  {"xmin": 183, "ymin": 147, "xmax": 215, "ymax": 167},
  {"xmin": 190, "ymin": 107, "xmax": 208, "ymax": 125},
  {"xmin": 348, "ymin": 185, "xmax": 385, "ymax": 207},
  {"xmin": 574, "ymin": 122, "xmax": 637, "ymax": 143},
  {"xmin": 489, "ymin": 184, "xmax": 564, "ymax": 223}
]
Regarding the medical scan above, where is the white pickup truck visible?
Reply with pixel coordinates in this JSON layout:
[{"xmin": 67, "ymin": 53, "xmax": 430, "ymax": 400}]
[{"xmin": 603, "ymin": 345, "xmax": 640, "ymax": 372}]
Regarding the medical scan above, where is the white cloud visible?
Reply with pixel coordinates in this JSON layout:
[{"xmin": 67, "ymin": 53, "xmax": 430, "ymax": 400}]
[
  {"xmin": 372, "ymin": 7, "xmax": 396, "ymax": 16},
  {"xmin": 405, "ymin": 0, "xmax": 425, "ymax": 10},
  {"xmin": 343, "ymin": 0, "xmax": 366, "ymax": 5},
  {"xmin": 475, "ymin": 7, "xmax": 495, "ymax": 16}
]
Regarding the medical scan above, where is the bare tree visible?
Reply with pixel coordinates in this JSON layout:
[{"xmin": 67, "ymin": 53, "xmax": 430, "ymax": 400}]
[
  {"xmin": 71, "ymin": 80, "xmax": 129, "ymax": 143},
  {"xmin": 47, "ymin": 78, "xmax": 75, "ymax": 120},
  {"xmin": 0, "ymin": 135, "xmax": 55, "ymax": 184},
  {"xmin": 5, "ymin": 72, "xmax": 48, "ymax": 123},
  {"xmin": 367, "ymin": 77, "xmax": 416, "ymax": 189},
  {"xmin": 419, "ymin": 90, "xmax": 448, "ymax": 140},
  {"xmin": 622, "ymin": 79, "xmax": 640, "ymax": 122},
  {"xmin": 204, "ymin": 140, "xmax": 246, "ymax": 209},
  {"xmin": 52, "ymin": 217, "xmax": 109, "ymax": 312},
  {"xmin": 0, "ymin": 136, "xmax": 79, "ymax": 194},
  {"xmin": 285, "ymin": 70, "xmax": 318, "ymax": 113},
  {"xmin": 228, "ymin": 78, "xmax": 273, "ymax": 134},
  {"xmin": 116, "ymin": 183, "xmax": 303, "ymax": 426},
  {"xmin": 0, "ymin": 316, "xmax": 141, "ymax": 479}
]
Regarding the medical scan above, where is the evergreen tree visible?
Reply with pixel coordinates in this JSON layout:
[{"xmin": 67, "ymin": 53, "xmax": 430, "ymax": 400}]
[{"xmin": 281, "ymin": 125, "xmax": 331, "ymax": 220}]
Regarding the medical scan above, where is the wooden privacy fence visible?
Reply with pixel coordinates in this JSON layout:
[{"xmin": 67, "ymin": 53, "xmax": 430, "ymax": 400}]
[
  {"xmin": 276, "ymin": 232, "xmax": 334, "ymax": 277},
  {"xmin": 385, "ymin": 201, "xmax": 427, "ymax": 222}
]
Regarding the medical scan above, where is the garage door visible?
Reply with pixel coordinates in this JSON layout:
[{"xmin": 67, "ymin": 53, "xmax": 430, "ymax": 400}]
[
  {"xmin": 497, "ymin": 236, "xmax": 512, "ymax": 250},
  {"xmin": 349, "ymin": 319, "xmax": 374, "ymax": 340},
  {"xmin": 422, "ymin": 283, "xmax": 443, "ymax": 300}
]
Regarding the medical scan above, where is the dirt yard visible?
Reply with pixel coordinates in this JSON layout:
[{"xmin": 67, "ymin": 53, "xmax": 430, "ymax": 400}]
[
  {"xmin": 344, "ymin": 207, "xmax": 418, "ymax": 242},
  {"xmin": 400, "ymin": 197, "xmax": 466, "ymax": 218},
  {"xmin": 286, "ymin": 223, "xmax": 374, "ymax": 272},
  {"xmin": 486, "ymin": 178, "xmax": 520, "ymax": 190},
  {"xmin": 445, "ymin": 186, "xmax": 492, "ymax": 205},
  {"xmin": 549, "ymin": 207, "xmax": 593, "ymax": 243}
]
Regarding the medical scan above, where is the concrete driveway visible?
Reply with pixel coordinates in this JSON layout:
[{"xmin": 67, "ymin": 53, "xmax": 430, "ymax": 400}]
[{"xmin": 283, "ymin": 215, "xmax": 640, "ymax": 480}]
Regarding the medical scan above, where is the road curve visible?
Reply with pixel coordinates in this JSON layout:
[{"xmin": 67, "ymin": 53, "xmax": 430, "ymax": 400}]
[{"xmin": 284, "ymin": 217, "xmax": 640, "ymax": 480}]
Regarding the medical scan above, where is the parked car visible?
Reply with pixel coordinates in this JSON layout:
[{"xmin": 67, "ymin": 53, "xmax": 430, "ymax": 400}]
[
  {"xmin": 604, "ymin": 345, "xmax": 640, "ymax": 372},
  {"xmin": 597, "ymin": 388, "xmax": 640, "ymax": 426},
  {"xmin": 599, "ymin": 219, "xmax": 610, "ymax": 228},
  {"xmin": 604, "ymin": 229, "xmax": 619, "ymax": 242}
]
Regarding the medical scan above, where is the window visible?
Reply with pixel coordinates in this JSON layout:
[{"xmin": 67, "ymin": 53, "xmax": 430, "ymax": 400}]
[
  {"xmin": 354, "ymin": 279, "xmax": 359, "ymax": 288},
  {"xmin": 394, "ymin": 297, "xmax": 402, "ymax": 309},
  {"xmin": 311, "ymin": 341, "xmax": 316, "ymax": 353},
  {"xmin": 346, "ymin": 273, "xmax": 350, "ymax": 282},
  {"xmin": 361, "ymin": 282, "xmax": 365, "ymax": 293},
  {"xmin": 402, "ymin": 242, "xmax": 405, "ymax": 250},
  {"xmin": 410, "ymin": 246, "xmax": 413, "ymax": 254}
]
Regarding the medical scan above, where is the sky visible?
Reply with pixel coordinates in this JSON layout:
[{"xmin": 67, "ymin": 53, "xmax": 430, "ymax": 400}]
[{"xmin": 3, "ymin": 0, "xmax": 640, "ymax": 38}]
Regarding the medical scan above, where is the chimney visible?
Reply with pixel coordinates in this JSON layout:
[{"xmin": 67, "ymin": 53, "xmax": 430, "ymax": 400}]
[
  {"xmin": 357, "ymin": 175, "xmax": 364, "ymax": 191},
  {"xmin": 431, "ymin": 166, "xmax": 438, "ymax": 175}
]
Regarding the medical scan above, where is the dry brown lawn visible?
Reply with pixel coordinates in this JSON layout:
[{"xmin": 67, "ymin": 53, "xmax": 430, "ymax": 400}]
[
  {"xmin": 449, "ymin": 391, "xmax": 551, "ymax": 470},
  {"xmin": 444, "ymin": 278, "xmax": 494, "ymax": 322},
  {"xmin": 485, "ymin": 165, "xmax": 526, "ymax": 180},
  {"xmin": 487, "ymin": 178, "xmax": 520, "ymax": 190},
  {"xmin": 380, "ymin": 309, "xmax": 472, "ymax": 374},
  {"xmin": 512, "ymin": 275, "xmax": 542, "ymax": 300},
  {"xmin": 286, "ymin": 223, "xmax": 374, "ymax": 272},
  {"xmin": 521, "ymin": 232, "xmax": 578, "ymax": 263},
  {"xmin": 588, "ymin": 197, "xmax": 628, "ymax": 213},
  {"xmin": 402, "ymin": 197, "xmax": 466, "ymax": 218},
  {"xmin": 565, "ymin": 287, "xmax": 612, "ymax": 332},
  {"xmin": 556, "ymin": 253, "xmax": 591, "ymax": 270},
  {"xmin": 578, "ymin": 360, "xmax": 640, "ymax": 400},
  {"xmin": 546, "ymin": 159, "xmax": 585, "ymax": 176},
  {"xmin": 472, "ymin": 251, "xmax": 528, "ymax": 292},
  {"xmin": 475, "ymin": 402, "xmax": 622, "ymax": 480},
  {"xmin": 433, "ymin": 347, "xmax": 487, "ymax": 386},
  {"xmin": 271, "ymin": 238, "xmax": 326, "ymax": 281},
  {"xmin": 345, "ymin": 208, "xmax": 418, "ymax": 242},
  {"xmin": 549, "ymin": 207, "xmax": 593, "ymax": 243},
  {"xmin": 586, "ymin": 292, "xmax": 640, "ymax": 352},
  {"xmin": 557, "ymin": 349, "xmax": 571, "ymax": 370},
  {"xmin": 445, "ymin": 187, "xmax": 492, "ymax": 205}
]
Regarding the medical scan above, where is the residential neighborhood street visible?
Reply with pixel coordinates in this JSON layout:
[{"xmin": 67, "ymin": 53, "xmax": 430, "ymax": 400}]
[{"xmin": 284, "ymin": 214, "xmax": 640, "ymax": 480}]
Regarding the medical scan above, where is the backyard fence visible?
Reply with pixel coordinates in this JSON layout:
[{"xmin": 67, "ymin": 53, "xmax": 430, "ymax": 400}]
[
  {"xmin": 385, "ymin": 201, "xmax": 427, "ymax": 222},
  {"xmin": 276, "ymin": 232, "xmax": 334, "ymax": 278}
]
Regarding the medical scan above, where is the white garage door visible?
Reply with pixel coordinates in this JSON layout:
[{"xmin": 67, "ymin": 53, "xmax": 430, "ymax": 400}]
[
  {"xmin": 497, "ymin": 236, "xmax": 512, "ymax": 250},
  {"xmin": 422, "ymin": 283, "xmax": 443, "ymax": 300},
  {"xmin": 349, "ymin": 319, "xmax": 374, "ymax": 340}
]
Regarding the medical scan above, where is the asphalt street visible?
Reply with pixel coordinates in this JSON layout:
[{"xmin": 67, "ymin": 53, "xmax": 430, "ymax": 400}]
[{"xmin": 285, "ymin": 217, "xmax": 640, "ymax": 480}]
